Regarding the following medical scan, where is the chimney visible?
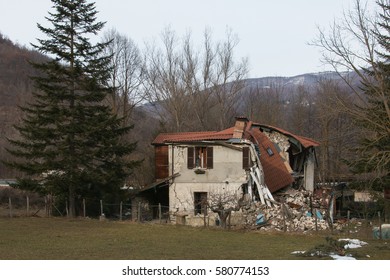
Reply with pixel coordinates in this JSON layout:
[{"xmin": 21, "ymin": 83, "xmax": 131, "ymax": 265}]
[{"xmin": 232, "ymin": 116, "xmax": 249, "ymax": 139}]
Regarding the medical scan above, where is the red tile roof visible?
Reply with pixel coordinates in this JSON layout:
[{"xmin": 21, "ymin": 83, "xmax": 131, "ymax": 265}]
[
  {"xmin": 152, "ymin": 129, "xmax": 233, "ymax": 145},
  {"xmin": 152, "ymin": 124, "xmax": 319, "ymax": 148}
]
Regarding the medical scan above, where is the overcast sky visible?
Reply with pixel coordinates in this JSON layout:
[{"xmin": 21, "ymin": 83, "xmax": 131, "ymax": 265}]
[{"xmin": 0, "ymin": 0, "xmax": 360, "ymax": 78}]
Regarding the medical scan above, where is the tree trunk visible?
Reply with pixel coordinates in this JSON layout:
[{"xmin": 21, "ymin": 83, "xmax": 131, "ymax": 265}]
[
  {"xmin": 218, "ymin": 210, "xmax": 230, "ymax": 228},
  {"xmin": 68, "ymin": 185, "xmax": 76, "ymax": 218}
]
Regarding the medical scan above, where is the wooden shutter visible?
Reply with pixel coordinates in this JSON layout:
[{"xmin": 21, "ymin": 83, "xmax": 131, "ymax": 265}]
[
  {"xmin": 206, "ymin": 146, "xmax": 213, "ymax": 169},
  {"xmin": 243, "ymin": 146, "xmax": 250, "ymax": 170},
  {"xmin": 187, "ymin": 147, "xmax": 194, "ymax": 169},
  {"xmin": 155, "ymin": 145, "xmax": 169, "ymax": 179}
]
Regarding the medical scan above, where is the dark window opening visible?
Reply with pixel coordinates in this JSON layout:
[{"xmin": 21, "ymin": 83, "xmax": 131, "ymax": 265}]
[
  {"xmin": 194, "ymin": 192, "xmax": 208, "ymax": 215},
  {"xmin": 242, "ymin": 146, "xmax": 251, "ymax": 169},
  {"xmin": 242, "ymin": 183, "xmax": 249, "ymax": 194}
]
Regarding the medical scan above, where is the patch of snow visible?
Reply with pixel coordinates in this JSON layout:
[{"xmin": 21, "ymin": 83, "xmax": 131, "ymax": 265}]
[
  {"xmin": 339, "ymin": 239, "xmax": 368, "ymax": 249},
  {"xmin": 292, "ymin": 238, "xmax": 368, "ymax": 260},
  {"xmin": 291, "ymin": 251, "xmax": 306, "ymax": 254},
  {"xmin": 286, "ymin": 76, "xmax": 305, "ymax": 86},
  {"xmin": 329, "ymin": 254, "xmax": 356, "ymax": 260}
]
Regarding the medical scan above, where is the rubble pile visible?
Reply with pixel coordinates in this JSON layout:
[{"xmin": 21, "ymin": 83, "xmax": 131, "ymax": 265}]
[
  {"xmin": 263, "ymin": 131, "xmax": 290, "ymax": 163},
  {"xmin": 242, "ymin": 188, "xmax": 341, "ymax": 232}
]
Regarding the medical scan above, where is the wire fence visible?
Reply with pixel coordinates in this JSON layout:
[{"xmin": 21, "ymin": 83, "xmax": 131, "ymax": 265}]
[
  {"xmin": 0, "ymin": 193, "xmax": 171, "ymax": 223},
  {"xmin": 1, "ymin": 189, "xmax": 389, "ymax": 238}
]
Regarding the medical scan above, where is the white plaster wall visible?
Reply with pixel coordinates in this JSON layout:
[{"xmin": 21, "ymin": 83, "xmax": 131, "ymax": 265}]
[
  {"xmin": 168, "ymin": 144, "xmax": 248, "ymax": 215},
  {"xmin": 170, "ymin": 182, "xmax": 244, "ymax": 213},
  {"xmin": 170, "ymin": 145, "xmax": 247, "ymax": 184},
  {"xmin": 304, "ymin": 152, "xmax": 315, "ymax": 192}
]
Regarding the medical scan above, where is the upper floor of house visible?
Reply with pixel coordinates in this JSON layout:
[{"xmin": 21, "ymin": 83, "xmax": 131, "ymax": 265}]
[{"xmin": 152, "ymin": 117, "xmax": 319, "ymax": 192}]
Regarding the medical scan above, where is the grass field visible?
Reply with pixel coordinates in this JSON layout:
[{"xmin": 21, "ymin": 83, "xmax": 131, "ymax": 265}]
[{"xmin": 0, "ymin": 217, "xmax": 389, "ymax": 260}]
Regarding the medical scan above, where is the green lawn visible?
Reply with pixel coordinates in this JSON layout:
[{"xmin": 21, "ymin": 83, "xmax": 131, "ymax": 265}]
[{"xmin": 0, "ymin": 217, "xmax": 389, "ymax": 260}]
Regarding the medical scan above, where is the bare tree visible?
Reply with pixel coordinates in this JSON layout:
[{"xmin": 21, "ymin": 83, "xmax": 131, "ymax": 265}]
[
  {"xmin": 242, "ymin": 80, "xmax": 286, "ymax": 126},
  {"xmin": 143, "ymin": 28, "xmax": 190, "ymax": 132},
  {"xmin": 313, "ymin": 0, "xmax": 390, "ymax": 185},
  {"xmin": 103, "ymin": 29, "xmax": 145, "ymax": 127},
  {"xmin": 208, "ymin": 191, "xmax": 242, "ymax": 228},
  {"xmin": 313, "ymin": 78, "xmax": 358, "ymax": 182},
  {"xmin": 211, "ymin": 29, "xmax": 248, "ymax": 130},
  {"xmin": 143, "ymin": 27, "xmax": 248, "ymax": 132},
  {"xmin": 182, "ymin": 29, "xmax": 216, "ymax": 131}
]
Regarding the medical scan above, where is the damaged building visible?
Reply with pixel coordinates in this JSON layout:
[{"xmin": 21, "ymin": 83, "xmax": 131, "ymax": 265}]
[{"xmin": 135, "ymin": 117, "xmax": 319, "ymax": 227}]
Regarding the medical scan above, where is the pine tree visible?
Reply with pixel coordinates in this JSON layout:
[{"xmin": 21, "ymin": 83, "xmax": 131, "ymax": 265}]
[{"xmin": 6, "ymin": 0, "xmax": 139, "ymax": 217}]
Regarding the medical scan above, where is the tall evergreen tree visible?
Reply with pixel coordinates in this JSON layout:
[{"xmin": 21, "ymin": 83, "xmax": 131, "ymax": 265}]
[{"xmin": 6, "ymin": 0, "xmax": 138, "ymax": 217}]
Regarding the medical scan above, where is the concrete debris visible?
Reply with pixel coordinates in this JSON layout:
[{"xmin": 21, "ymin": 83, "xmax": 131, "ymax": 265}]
[
  {"xmin": 242, "ymin": 187, "xmax": 342, "ymax": 232},
  {"xmin": 263, "ymin": 131, "xmax": 292, "ymax": 172}
]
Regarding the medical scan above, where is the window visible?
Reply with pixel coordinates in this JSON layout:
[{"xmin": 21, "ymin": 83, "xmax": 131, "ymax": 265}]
[
  {"xmin": 194, "ymin": 192, "xmax": 208, "ymax": 215},
  {"xmin": 187, "ymin": 146, "xmax": 213, "ymax": 169},
  {"xmin": 266, "ymin": 147, "xmax": 274, "ymax": 156},
  {"xmin": 242, "ymin": 146, "xmax": 251, "ymax": 169}
]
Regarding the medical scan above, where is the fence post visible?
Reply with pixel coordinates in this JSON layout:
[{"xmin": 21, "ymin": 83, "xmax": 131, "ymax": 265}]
[
  {"xmin": 83, "ymin": 198, "xmax": 86, "ymax": 218},
  {"xmin": 282, "ymin": 203, "xmax": 287, "ymax": 232},
  {"xmin": 315, "ymin": 208, "xmax": 318, "ymax": 232},
  {"xmin": 378, "ymin": 211, "xmax": 382, "ymax": 240},
  {"xmin": 100, "ymin": 200, "xmax": 103, "ymax": 216},
  {"xmin": 45, "ymin": 196, "xmax": 48, "ymax": 217},
  {"xmin": 9, "ymin": 197, "xmax": 13, "ymax": 218},
  {"xmin": 65, "ymin": 200, "xmax": 69, "ymax": 217},
  {"xmin": 158, "ymin": 203, "xmax": 162, "ymax": 223},
  {"xmin": 120, "ymin": 201, "xmax": 123, "ymax": 221},
  {"xmin": 26, "ymin": 196, "xmax": 30, "ymax": 216},
  {"xmin": 137, "ymin": 202, "xmax": 141, "ymax": 222},
  {"xmin": 347, "ymin": 210, "xmax": 350, "ymax": 235},
  {"xmin": 203, "ymin": 206, "xmax": 207, "ymax": 227}
]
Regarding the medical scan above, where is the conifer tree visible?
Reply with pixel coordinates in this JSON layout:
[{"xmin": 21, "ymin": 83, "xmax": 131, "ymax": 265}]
[{"xmin": 7, "ymin": 0, "xmax": 138, "ymax": 217}]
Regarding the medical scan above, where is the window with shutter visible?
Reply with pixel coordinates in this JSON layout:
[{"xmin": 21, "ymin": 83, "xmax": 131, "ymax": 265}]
[
  {"xmin": 187, "ymin": 146, "xmax": 213, "ymax": 169},
  {"xmin": 187, "ymin": 147, "xmax": 195, "ymax": 169},
  {"xmin": 206, "ymin": 146, "xmax": 213, "ymax": 169},
  {"xmin": 155, "ymin": 145, "xmax": 169, "ymax": 179},
  {"xmin": 242, "ymin": 146, "xmax": 250, "ymax": 170}
]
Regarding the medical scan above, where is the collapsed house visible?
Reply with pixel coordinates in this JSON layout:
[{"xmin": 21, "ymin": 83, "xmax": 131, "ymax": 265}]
[{"xmin": 135, "ymin": 117, "xmax": 319, "ymax": 227}]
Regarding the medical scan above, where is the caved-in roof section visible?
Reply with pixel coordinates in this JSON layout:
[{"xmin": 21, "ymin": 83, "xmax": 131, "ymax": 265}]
[
  {"xmin": 248, "ymin": 128, "xmax": 294, "ymax": 193},
  {"xmin": 255, "ymin": 124, "xmax": 320, "ymax": 148}
]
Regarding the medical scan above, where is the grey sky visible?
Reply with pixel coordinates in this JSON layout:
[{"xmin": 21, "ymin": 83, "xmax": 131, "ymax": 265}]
[{"xmin": 0, "ymin": 0, "xmax": 359, "ymax": 78}]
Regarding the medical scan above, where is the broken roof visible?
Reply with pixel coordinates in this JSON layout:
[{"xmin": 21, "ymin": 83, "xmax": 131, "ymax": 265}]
[
  {"xmin": 255, "ymin": 123, "xmax": 320, "ymax": 148},
  {"xmin": 152, "ymin": 121, "xmax": 318, "ymax": 149},
  {"xmin": 247, "ymin": 128, "xmax": 294, "ymax": 192},
  {"xmin": 152, "ymin": 118, "xmax": 319, "ymax": 193}
]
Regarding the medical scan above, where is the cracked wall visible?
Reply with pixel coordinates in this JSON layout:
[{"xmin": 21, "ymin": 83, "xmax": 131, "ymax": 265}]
[{"xmin": 168, "ymin": 144, "xmax": 248, "ymax": 220}]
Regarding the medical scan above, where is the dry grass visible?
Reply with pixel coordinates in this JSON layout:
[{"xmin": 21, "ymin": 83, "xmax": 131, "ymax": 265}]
[{"xmin": 0, "ymin": 217, "xmax": 389, "ymax": 260}]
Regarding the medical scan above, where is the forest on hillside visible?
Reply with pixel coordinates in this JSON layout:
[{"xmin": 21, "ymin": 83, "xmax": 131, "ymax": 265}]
[{"xmin": 0, "ymin": 31, "xmax": 361, "ymax": 188}]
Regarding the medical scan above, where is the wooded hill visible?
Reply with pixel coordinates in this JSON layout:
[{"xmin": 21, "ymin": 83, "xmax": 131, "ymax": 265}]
[
  {"xmin": 0, "ymin": 34, "xmax": 44, "ymax": 178},
  {"xmin": 0, "ymin": 33, "xmax": 361, "ymax": 186}
]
